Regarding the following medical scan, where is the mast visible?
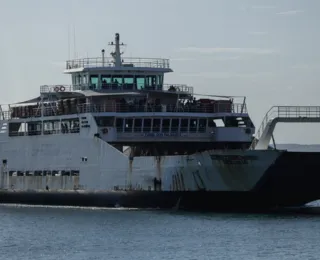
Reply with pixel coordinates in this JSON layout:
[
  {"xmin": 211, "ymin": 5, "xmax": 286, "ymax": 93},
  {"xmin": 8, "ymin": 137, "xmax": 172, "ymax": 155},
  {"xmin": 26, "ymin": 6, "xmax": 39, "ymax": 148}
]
[{"xmin": 109, "ymin": 33, "xmax": 124, "ymax": 67}]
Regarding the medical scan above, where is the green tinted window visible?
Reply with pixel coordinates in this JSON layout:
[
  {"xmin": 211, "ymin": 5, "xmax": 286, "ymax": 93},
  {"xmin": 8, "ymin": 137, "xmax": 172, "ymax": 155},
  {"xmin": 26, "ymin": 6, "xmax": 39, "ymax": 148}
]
[{"xmin": 135, "ymin": 76, "xmax": 145, "ymax": 90}]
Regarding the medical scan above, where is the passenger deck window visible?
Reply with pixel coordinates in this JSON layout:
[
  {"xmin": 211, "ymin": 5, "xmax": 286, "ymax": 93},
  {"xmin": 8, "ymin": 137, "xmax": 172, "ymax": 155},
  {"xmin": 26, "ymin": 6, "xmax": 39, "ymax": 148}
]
[
  {"xmin": 134, "ymin": 118, "xmax": 142, "ymax": 132},
  {"xmin": 171, "ymin": 119, "xmax": 179, "ymax": 133},
  {"xmin": 143, "ymin": 119, "xmax": 152, "ymax": 132},
  {"xmin": 116, "ymin": 118, "xmax": 124, "ymax": 132},
  {"xmin": 153, "ymin": 119, "xmax": 161, "ymax": 132},
  {"xmin": 124, "ymin": 118, "xmax": 133, "ymax": 132},
  {"xmin": 162, "ymin": 119, "xmax": 170, "ymax": 132},
  {"xmin": 199, "ymin": 119, "xmax": 207, "ymax": 133},
  {"xmin": 189, "ymin": 118, "xmax": 198, "ymax": 133},
  {"xmin": 181, "ymin": 119, "xmax": 189, "ymax": 132}
]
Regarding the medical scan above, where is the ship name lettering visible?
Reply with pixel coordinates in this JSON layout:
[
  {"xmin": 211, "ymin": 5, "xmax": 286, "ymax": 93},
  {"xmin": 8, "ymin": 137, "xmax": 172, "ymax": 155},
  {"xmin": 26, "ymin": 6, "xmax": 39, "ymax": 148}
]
[{"xmin": 141, "ymin": 132, "xmax": 188, "ymax": 137}]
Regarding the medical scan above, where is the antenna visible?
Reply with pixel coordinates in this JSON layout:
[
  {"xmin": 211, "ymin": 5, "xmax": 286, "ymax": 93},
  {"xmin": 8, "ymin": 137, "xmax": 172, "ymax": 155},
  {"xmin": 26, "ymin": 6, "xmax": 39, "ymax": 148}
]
[
  {"xmin": 73, "ymin": 25, "xmax": 77, "ymax": 59},
  {"xmin": 108, "ymin": 33, "xmax": 126, "ymax": 67},
  {"xmin": 68, "ymin": 25, "xmax": 70, "ymax": 60}
]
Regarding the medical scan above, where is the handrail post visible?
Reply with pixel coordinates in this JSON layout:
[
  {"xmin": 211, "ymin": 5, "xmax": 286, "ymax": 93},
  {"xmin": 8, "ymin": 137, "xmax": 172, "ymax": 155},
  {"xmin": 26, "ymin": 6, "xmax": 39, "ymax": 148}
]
[{"xmin": 240, "ymin": 97, "xmax": 246, "ymax": 113}]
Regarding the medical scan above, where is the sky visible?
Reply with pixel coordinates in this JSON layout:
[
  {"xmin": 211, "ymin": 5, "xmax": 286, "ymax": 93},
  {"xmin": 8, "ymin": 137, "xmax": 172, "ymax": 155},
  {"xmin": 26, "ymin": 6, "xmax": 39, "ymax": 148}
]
[{"xmin": 0, "ymin": 0, "xmax": 320, "ymax": 144}]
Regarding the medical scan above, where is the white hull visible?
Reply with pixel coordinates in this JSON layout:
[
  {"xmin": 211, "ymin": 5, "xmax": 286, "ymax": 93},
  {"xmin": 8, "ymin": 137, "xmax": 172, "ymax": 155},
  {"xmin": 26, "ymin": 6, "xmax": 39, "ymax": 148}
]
[{"xmin": 0, "ymin": 131, "xmax": 282, "ymax": 192}]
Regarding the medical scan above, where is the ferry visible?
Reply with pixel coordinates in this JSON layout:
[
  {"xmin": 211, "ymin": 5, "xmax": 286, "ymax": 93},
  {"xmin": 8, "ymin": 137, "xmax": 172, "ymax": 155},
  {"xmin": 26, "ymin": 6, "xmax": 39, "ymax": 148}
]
[{"xmin": 1, "ymin": 33, "xmax": 320, "ymax": 211}]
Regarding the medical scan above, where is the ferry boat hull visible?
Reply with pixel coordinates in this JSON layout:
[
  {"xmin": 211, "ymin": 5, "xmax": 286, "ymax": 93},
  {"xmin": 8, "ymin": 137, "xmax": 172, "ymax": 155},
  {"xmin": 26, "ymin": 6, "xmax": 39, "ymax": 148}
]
[{"xmin": 1, "ymin": 151, "xmax": 320, "ymax": 210}]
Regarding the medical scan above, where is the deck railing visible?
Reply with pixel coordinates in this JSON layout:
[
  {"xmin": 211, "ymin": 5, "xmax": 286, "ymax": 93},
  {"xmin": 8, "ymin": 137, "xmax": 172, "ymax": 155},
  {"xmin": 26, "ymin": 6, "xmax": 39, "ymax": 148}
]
[
  {"xmin": 3, "ymin": 102, "xmax": 247, "ymax": 120},
  {"xmin": 40, "ymin": 84, "xmax": 194, "ymax": 95},
  {"xmin": 65, "ymin": 57, "xmax": 170, "ymax": 70},
  {"xmin": 77, "ymin": 102, "xmax": 246, "ymax": 114},
  {"xmin": 250, "ymin": 106, "xmax": 320, "ymax": 149}
]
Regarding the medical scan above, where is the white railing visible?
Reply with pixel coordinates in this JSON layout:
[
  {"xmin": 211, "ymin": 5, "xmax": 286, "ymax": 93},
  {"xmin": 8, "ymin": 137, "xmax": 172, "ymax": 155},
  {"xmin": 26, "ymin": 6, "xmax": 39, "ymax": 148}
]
[
  {"xmin": 76, "ymin": 102, "xmax": 246, "ymax": 114},
  {"xmin": 40, "ymin": 84, "xmax": 194, "ymax": 95},
  {"xmin": 65, "ymin": 57, "xmax": 170, "ymax": 69},
  {"xmin": 250, "ymin": 106, "xmax": 320, "ymax": 149},
  {"xmin": 0, "ymin": 105, "xmax": 10, "ymax": 120},
  {"xmin": 40, "ymin": 85, "xmax": 73, "ymax": 94}
]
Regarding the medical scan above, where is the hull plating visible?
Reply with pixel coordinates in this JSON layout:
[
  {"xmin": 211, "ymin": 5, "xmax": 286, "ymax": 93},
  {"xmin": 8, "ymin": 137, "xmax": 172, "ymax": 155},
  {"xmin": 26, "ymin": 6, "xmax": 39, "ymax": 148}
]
[
  {"xmin": 2, "ymin": 130, "xmax": 320, "ymax": 210},
  {"xmin": 0, "ymin": 133, "xmax": 280, "ymax": 192},
  {"xmin": 1, "ymin": 151, "xmax": 320, "ymax": 210}
]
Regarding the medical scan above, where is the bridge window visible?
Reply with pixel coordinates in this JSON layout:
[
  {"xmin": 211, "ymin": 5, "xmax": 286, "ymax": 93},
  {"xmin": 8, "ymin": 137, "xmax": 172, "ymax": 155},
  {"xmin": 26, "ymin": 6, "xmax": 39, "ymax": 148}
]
[
  {"xmin": 157, "ymin": 75, "xmax": 163, "ymax": 87},
  {"xmin": 145, "ymin": 75, "xmax": 156, "ymax": 89},
  {"xmin": 74, "ymin": 74, "xmax": 81, "ymax": 85},
  {"xmin": 101, "ymin": 75, "xmax": 112, "ymax": 84},
  {"xmin": 181, "ymin": 119, "xmax": 189, "ymax": 132},
  {"xmin": 101, "ymin": 75, "xmax": 112, "ymax": 89},
  {"xmin": 90, "ymin": 75, "xmax": 98, "ymax": 88},
  {"xmin": 123, "ymin": 75, "xmax": 134, "ymax": 90},
  {"xmin": 124, "ymin": 76, "xmax": 134, "ymax": 84},
  {"xmin": 135, "ymin": 76, "xmax": 145, "ymax": 90},
  {"xmin": 112, "ymin": 76, "xmax": 123, "ymax": 84},
  {"xmin": 82, "ymin": 74, "xmax": 88, "ymax": 85},
  {"xmin": 134, "ymin": 118, "xmax": 142, "ymax": 132}
]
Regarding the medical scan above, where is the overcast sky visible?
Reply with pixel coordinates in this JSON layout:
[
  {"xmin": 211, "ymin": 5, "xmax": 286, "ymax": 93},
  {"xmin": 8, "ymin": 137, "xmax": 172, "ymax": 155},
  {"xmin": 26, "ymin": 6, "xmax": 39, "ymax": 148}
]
[{"xmin": 0, "ymin": 0, "xmax": 319, "ymax": 144}]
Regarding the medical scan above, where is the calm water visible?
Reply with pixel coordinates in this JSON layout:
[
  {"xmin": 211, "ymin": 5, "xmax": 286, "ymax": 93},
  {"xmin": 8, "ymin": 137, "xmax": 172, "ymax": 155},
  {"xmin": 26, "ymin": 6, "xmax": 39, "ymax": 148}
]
[{"xmin": 1, "ymin": 204, "xmax": 320, "ymax": 260}]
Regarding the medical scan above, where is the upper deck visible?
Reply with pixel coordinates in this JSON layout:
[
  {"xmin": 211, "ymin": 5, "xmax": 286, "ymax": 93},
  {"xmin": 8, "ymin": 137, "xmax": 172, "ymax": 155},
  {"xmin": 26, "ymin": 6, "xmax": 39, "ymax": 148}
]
[
  {"xmin": 0, "ymin": 32, "xmax": 249, "ymax": 125},
  {"xmin": 65, "ymin": 33, "xmax": 172, "ymax": 73},
  {"xmin": 65, "ymin": 57, "xmax": 171, "ymax": 71},
  {"xmin": 39, "ymin": 84, "xmax": 194, "ymax": 95}
]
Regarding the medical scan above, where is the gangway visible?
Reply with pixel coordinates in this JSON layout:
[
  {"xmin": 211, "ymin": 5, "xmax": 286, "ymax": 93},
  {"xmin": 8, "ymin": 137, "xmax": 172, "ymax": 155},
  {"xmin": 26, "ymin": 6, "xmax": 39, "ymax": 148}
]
[{"xmin": 250, "ymin": 106, "xmax": 320, "ymax": 150}]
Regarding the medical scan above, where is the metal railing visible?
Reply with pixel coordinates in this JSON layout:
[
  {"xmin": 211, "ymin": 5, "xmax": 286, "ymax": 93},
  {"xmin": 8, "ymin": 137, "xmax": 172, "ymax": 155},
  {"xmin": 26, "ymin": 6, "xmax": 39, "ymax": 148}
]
[
  {"xmin": 0, "ymin": 105, "xmax": 10, "ymax": 120},
  {"xmin": 40, "ymin": 85, "xmax": 73, "ymax": 94},
  {"xmin": 2, "ymin": 102, "xmax": 247, "ymax": 120},
  {"xmin": 250, "ymin": 106, "xmax": 320, "ymax": 149},
  {"xmin": 65, "ymin": 57, "xmax": 170, "ymax": 69},
  {"xmin": 40, "ymin": 83, "xmax": 194, "ymax": 95},
  {"xmin": 78, "ymin": 102, "xmax": 246, "ymax": 114}
]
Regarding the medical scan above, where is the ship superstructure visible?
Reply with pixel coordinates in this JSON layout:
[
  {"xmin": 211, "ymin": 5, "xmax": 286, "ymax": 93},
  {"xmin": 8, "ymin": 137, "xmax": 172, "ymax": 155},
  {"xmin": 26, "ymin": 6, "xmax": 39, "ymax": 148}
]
[
  {"xmin": 4, "ymin": 33, "xmax": 254, "ymax": 153},
  {"xmin": 0, "ymin": 33, "xmax": 255, "ymax": 190}
]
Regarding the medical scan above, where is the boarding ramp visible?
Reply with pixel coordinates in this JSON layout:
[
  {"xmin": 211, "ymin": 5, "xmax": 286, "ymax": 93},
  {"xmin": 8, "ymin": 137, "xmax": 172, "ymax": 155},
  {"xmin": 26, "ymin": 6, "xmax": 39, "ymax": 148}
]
[{"xmin": 250, "ymin": 106, "xmax": 320, "ymax": 150}]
